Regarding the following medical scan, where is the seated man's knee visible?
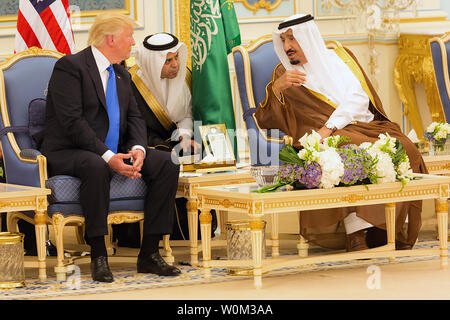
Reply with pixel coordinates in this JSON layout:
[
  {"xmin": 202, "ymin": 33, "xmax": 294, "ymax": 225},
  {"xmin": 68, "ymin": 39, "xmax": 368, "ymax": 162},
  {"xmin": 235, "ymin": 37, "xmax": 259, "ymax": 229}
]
[
  {"xmin": 78, "ymin": 154, "xmax": 111, "ymax": 178},
  {"xmin": 145, "ymin": 150, "xmax": 180, "ymax": 177}
]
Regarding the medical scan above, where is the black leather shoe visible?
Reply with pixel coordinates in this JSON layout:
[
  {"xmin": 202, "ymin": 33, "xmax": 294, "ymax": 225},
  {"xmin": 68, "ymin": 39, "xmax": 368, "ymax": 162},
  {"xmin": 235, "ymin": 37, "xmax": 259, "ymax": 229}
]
[
  {"xmin": 91, "ymin": 256, "xmax": 114, "ymax": 283},
  {"xmin": 137, "ymin": 252, "xmax": 181, "ymax": 276}
]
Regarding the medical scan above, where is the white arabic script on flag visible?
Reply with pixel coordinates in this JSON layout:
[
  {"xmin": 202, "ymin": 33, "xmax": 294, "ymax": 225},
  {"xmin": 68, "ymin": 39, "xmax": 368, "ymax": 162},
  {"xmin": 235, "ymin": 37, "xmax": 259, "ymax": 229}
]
[
  {"xmin": 15, "ymin": 0, "xmax": 75, "ymax": 54},
  {"xmin": 190, "ymin": 0, "xmax": 221, "ymax": 72}
]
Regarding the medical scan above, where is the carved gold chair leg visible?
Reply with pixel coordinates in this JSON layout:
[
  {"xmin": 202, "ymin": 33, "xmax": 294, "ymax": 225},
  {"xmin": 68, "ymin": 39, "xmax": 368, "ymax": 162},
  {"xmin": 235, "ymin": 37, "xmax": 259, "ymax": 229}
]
[
  {"xmin": 52, "ymin": 213, "xmax": 67, "ymax": 282},
  {"xmin": 162, "ymin": 234, "xmax": 174, "ymax": 265},
  {"xmin": 106, "ymin": 224, "xmax": 116, "ymax": 256},
  {"xmin": 6, "ymin": 212, "xmax": 20, "ymax": 233},
  {"xmin": 75, "ymin": 225, "xmax": 85, "ymax": 245}
]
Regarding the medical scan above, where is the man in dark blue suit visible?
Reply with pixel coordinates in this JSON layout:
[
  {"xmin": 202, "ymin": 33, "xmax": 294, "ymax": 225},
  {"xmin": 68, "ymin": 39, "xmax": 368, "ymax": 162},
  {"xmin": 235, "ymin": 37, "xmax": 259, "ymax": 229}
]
[{"xmin": 40, "ymin": 13, "xmax": 181, "ymax": 282}]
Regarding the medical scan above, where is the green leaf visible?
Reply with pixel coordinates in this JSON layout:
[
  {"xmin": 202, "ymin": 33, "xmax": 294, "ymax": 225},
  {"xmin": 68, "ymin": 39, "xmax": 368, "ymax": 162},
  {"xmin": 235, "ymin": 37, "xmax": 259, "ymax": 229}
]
[
  {"xmin": 251, "ymin": 182, "xmax": 288, "ymax": 193},
  {"xmin": 279, "ymin": 145, "xmax": 304, "ymax": 165}
]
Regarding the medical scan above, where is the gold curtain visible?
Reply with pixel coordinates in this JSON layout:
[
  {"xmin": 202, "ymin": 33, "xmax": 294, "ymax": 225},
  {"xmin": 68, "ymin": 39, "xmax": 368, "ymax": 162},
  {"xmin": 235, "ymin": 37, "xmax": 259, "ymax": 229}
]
[{"xmin": 174, "ymin": 0, "xmax": 191, "ymax": 67}]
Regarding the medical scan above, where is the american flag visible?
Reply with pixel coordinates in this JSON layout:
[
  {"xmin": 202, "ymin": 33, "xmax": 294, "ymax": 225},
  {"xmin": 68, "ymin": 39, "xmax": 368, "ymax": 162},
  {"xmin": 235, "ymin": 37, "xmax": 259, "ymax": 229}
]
[{"xmin": 14, "ymin": 0, "xmax": 75, "ymax": 54}]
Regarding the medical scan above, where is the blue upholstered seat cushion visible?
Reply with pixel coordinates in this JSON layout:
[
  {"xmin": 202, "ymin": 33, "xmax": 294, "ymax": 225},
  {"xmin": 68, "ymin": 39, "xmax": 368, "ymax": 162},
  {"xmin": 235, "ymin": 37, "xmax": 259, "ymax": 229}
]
[{"xmin": 46, "ymin": 174, "xmax": 147, "ymax": 204}]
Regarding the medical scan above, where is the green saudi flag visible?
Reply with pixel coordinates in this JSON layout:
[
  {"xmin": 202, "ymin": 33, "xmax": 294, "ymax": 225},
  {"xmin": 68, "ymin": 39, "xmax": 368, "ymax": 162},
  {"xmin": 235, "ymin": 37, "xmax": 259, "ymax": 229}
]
[{"xmin": 190, "ymin": 0, "xmax": 241, "ymax": 157}]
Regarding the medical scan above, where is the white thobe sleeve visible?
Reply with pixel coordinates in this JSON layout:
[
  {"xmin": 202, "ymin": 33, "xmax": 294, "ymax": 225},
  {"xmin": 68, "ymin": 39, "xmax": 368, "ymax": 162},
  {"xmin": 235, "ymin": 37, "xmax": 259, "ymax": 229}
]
[
  {"xmin": 171, "ymin": 84, "xmax": 194, "ymax": 141},
  {"xmin": 325, "ymin": 82, "xmax": 374, "ymax": 130}
]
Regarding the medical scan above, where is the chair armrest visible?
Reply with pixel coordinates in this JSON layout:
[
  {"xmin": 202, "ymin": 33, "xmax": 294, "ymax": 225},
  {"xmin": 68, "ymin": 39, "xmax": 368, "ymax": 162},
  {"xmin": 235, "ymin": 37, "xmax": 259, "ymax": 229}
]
[{"xmin": 20, "ymin": 148, "xmax": 42, "ymax": 161}]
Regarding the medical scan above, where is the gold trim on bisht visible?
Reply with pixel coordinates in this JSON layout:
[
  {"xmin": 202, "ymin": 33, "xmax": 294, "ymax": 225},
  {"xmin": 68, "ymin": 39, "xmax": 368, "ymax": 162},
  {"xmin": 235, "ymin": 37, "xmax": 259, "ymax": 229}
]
[
  {"xmin": 331, "ymin": 42, "xmax": 383, "ymax": 115},
  {"xmin": 307, "ymin": 89, "xmax": 338, "ymax": 109},
  {"xmin": 306, "ymin": 41, "xmax": 384, "ymax": 117},
  {"xmin": 185, "ymin": 67, "xmax": 192, "ymax": 93},
  {"xmin": 129, "ymin": 64, "xmax": 175, "ymax": 131}
]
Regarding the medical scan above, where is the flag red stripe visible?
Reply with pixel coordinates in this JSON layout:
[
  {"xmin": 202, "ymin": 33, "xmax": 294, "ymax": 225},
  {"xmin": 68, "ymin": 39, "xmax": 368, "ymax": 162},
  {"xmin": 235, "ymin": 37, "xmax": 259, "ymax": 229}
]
[
  {"xmin": 16, "ymin": 10, "xmax": 41, "ymax": 49},
  {"xmin": 61, "ymin": 0, "xmax": 74, "ymax": 42},
  {"xmin": 39, "ymin": 6, "xmax": 71, "ymax": 54},
  {"xmin": 15, "ymin": 0, "xmax": 75, "ymax": 54}
]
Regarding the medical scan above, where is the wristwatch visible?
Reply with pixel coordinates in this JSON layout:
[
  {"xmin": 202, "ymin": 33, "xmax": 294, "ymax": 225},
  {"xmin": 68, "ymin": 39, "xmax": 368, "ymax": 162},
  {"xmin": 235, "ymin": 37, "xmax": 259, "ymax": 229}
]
[{"xmin": 325, "ymin": 122, "xmax": 337, "ymax": 134}]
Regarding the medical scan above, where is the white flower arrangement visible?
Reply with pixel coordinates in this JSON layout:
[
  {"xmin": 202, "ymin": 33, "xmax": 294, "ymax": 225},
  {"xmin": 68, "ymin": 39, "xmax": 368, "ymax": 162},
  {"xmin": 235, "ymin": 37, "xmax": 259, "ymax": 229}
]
[
  {"xmin": 299, "ymin": 131, "xmax": 414, "ymax": 188},
  {"xmin": 317, "ymin": 148, "xmax": 345, "ymax": 189},
  {"xmin": 424, "ymin": 121, "xmax": 450, "ymax": 145},
  {"xmin": 254, "ymin": 131, "xmax": 417, "ymax": 193}
]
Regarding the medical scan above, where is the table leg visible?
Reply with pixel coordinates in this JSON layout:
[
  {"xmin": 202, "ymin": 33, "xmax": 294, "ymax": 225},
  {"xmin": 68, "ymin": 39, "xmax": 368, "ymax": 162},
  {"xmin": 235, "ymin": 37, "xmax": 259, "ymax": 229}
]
[
  {"xmin": 218, "ymin": 210, "xmax": 228, "ymax": 238},
  {"xmin": 34, "ymin": 211, "xmax": 47, "ymax": 282},
  {"xmin": 250, "ymin": 219, "xmax": 265, "ymax": 289},
  {"xmin": 187, "ymin": 199, "xmax": 198, "ymax": 267},
  {"xmin": 199, "ymin": 209, "xmax": 212, "ymax": 279},
  {"xmin": 436, "ymin": 198, "xmax": 448, "ymax": 270},
  {"xmin": 385, "ymin": 203, "xmax": 396, "ymax": 262},
  {"xmin": 271, "ymin": 213, "xmax": 279, "ymax": 257},
  {"xmin": 297, "ymin": 212, "xmax": 309, "ymax": 257}
]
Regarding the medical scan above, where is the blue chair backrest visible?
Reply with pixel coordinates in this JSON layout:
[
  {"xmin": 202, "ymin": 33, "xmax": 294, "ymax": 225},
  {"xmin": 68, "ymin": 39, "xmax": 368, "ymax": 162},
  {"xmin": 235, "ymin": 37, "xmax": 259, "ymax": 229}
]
[
  {"xmin": 1, "ymin": 55, "xmax": 58, "ymax": 149},
  {"xmin": 0, "ymin": 48, "xmax": 63, "ymax": 186},
  {"xmin": 429, "ymin": 33, "xmax": 450, "ymax": 122},
  {"xmin": 233, "ymin": 36, "xmax": 286, "ymax": 166}
]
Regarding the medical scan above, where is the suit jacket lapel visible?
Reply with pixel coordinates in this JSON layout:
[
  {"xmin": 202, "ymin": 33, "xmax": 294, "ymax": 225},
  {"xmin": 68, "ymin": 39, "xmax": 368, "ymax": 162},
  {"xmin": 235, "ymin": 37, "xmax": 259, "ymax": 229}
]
[{"xmin": 85, "ymin": 47, "xmax": 107, "ymax": 110}]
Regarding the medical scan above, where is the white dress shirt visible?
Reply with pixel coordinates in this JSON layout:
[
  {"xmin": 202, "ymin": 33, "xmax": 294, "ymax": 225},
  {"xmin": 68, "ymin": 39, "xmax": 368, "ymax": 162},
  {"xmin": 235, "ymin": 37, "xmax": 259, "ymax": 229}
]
[{"xmin": 91, "ymin": 46, "xmax": 146, "ymax": 163}]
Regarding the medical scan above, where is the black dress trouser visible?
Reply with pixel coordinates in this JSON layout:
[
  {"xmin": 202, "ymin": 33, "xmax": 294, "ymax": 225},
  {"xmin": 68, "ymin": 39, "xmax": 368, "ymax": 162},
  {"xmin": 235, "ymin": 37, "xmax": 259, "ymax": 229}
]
[{"xmin": 43, "ymin": 147, "xmax": 179, "ymax": 240}]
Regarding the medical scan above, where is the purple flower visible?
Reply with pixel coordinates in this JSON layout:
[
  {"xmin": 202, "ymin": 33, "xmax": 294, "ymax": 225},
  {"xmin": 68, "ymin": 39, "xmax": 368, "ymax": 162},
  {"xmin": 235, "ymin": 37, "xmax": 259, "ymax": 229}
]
[
  {"xmin": 278, "ymin": 162, "xmax": 321, "ymax": 189},
  {"xmin": 337, "ymin": 144, "xmax": 370, "ymax": 185},
  {"xmin": 300, "ymin": 162, "xmax": 322, "ymax": 188}
]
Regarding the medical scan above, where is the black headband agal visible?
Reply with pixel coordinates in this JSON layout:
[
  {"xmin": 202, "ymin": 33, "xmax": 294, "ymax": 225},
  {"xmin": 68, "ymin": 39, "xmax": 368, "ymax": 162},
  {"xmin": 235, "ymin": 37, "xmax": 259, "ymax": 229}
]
[
  {"xmin": 143, "ymin": 33, "xmax": 179, "ymax": 51},
  {"xmin": 278, "ymin": 14, "xmax": 314, "ymax": 30}
]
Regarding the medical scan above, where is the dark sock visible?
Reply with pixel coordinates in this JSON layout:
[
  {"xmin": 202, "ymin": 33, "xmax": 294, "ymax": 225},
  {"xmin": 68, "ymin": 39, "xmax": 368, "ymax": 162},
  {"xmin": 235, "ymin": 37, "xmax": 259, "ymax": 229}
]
[
  {"xmin": 88, "ymin": 236, "xmax": 107, "ymax": 259},
  {"xmin": 138, "ymin": 234, "xmax": 161, "ymax": 259}
]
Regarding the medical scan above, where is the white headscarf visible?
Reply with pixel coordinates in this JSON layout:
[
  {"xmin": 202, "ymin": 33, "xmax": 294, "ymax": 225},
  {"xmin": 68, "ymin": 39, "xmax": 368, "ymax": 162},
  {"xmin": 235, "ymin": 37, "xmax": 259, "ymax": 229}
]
[
  {"xmin": 135, "ymin": 33, "xmax": 192, "ymax": 137},
  {"xmin": 273, "ymin": 14, "xmax": 373, "ymax": 129}
]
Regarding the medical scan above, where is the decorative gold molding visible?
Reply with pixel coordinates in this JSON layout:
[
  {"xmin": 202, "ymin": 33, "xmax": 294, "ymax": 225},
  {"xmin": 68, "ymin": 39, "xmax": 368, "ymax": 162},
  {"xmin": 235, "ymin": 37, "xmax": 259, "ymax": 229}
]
[
  {"xmin": 235, "ymin": 0, "xmax": 283, "ymax": 14},
  {"xmin": 176, "ymin": 0, "xmax": 191, "ymax": 67},
  {"xmin": 394, "ymin": 33, "xmax": 447, "ymax": 140},
  {"xmin": 33, "ymin": 212, "xmax": 47, "ymax": 225},
  {"xmin": 249, "ymin": 219, "xmax": 265, "ymax": 230},
  {"xmin": 0, "ymin": 199, "xmax": 34, "ymax": 210},
  {"xmin": 107, "ymin": 212, "xmax": 144, "ymax": 225},
  {"xmin": 436, "ymin": 200, "xmax": 448, "ymax": 213},
  {"xmin": 186, "ymin": 200, "xmax": 198, "ymax": 212},
  {"xmin": 199, "ymin": 212, "xmax": 213, "ymax": 224},
  {"xmin": 439, "ymin": 184, "xmax": 449, "ymax": 198},
  {"xmin": 36, "ymin": 196, "xmax": 47, "ymax": 212},
  {"xmin": 341, "ymin": 194, "xmax": 365, "ymax": 203}
]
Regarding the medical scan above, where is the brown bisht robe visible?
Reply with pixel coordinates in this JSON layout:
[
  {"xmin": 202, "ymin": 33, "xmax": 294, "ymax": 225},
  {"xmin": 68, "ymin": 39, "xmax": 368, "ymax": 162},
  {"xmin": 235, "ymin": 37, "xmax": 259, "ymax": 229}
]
[{"xmin": 255, "ymin": 47, "xmax": 428, "ymax": 250}]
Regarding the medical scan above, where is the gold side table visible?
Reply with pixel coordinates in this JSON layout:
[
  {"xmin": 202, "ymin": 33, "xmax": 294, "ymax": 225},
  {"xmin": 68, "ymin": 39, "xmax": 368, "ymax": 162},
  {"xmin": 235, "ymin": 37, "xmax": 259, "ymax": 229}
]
[
  {"xmin": 197, "ymin": 174, "xmax": 450, "ymax": 289},
  {"xmin": 175, "ymin": 170, "xmax": 255, "ymax": 266},
  {"xmin": 0, "ymin": 183, "xmax": 51, "ymax": 282}
]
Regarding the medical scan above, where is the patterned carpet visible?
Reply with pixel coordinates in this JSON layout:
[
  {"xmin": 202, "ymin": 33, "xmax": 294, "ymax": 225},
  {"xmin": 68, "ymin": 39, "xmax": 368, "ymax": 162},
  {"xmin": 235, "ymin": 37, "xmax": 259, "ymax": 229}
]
[{"xmin": 0, "ymin": 240, "xmax": 445, "ymax": 300}]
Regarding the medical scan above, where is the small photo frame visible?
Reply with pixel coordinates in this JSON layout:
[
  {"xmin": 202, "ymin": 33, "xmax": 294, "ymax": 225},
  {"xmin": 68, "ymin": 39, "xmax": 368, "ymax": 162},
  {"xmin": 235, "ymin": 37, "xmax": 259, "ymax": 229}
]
[{"xmin": 199, "ymin": 124, "xmax": 236, "ymax": 164}]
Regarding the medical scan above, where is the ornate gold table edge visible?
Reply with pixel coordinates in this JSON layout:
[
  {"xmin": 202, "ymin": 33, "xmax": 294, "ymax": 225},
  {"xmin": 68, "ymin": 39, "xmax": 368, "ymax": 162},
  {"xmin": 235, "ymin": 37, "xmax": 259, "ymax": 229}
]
[{"xmin": 195, "ymin": 174, "xmax": 450, "ymax": 289}]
